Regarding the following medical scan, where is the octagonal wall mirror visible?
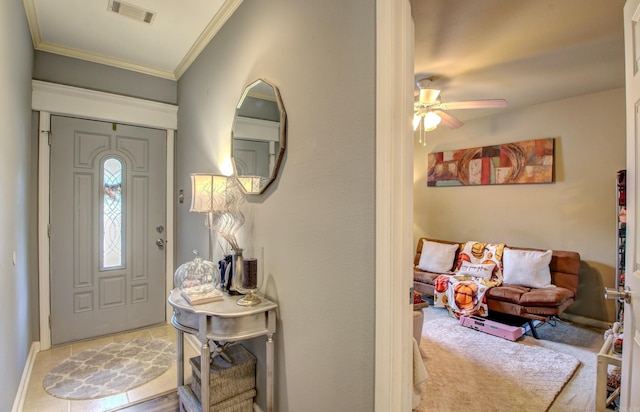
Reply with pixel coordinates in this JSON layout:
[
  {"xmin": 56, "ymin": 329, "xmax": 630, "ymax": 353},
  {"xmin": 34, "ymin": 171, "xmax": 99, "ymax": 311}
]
[{"xmin": 231, "ymin": 79, "xmax": 287, "ymax": 195}]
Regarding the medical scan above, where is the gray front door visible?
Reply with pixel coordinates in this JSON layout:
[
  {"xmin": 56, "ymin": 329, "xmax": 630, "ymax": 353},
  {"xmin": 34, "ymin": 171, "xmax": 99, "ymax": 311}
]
[
  {"xmin": 50, "ymin": 115, "xmax": 167, "ymax": 345},
  {"xmin": 233, "ymin": 138, "xmax": 271, "ymax": 177}
]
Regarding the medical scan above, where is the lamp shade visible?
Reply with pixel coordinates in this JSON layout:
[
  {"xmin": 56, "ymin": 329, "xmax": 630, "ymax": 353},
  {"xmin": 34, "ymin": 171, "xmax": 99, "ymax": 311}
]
[
  {"xmin": 423, "ymin": 112, "xmax": 442, "ymax": 131},
  {"xmin": 413, "ymin": 115, "xmax": 422, "ymax": 131},
  {"xmin": 190, "ymin": 174, "xmax": 229, "ymax": 213}
]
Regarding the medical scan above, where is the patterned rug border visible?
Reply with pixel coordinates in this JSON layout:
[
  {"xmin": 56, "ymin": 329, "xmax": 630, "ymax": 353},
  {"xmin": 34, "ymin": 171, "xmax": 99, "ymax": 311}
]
[{"xmin": 44, "ymin": 338, "xmax": 176, "ymax": 400}]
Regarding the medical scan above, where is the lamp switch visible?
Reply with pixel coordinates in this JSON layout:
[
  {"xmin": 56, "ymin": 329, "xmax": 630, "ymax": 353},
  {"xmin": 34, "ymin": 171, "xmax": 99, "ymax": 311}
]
[{"xmin": 12, "ymin": 251, "xmax": 16, "ymax": 266}]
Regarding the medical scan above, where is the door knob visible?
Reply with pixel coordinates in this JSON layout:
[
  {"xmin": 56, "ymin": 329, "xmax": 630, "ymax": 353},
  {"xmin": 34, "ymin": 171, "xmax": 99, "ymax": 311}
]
[
  {"xmin": 604, "ymin": 286, "xmax": 631, "ymax": 304},
  {"xmin": 156, "ymin": 239, "xmax": 165, "ymax": 248}
]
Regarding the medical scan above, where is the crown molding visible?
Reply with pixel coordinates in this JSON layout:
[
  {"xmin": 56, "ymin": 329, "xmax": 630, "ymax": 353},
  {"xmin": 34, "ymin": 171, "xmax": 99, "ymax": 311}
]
[
  {"xmin": 35, "ymin": 41, "xmax": 177, "ymax": 80},
  {"xmin": 22, "ymin": 0, "xmax": 41, "ymax": 48},
  {"xmin": 174, "ymin": 0, "xmax": 244, "ymax": 79}
]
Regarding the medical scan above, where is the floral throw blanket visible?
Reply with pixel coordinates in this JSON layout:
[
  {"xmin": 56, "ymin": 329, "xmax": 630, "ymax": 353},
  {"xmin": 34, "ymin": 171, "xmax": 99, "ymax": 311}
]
[{"xmin": 434, "ymin": 241, "xmax": 505, "ymax": 318}]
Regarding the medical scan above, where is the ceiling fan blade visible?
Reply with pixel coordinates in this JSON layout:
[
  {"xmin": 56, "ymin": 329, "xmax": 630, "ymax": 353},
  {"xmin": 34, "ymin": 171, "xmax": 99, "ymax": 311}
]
[
  {"xmin": 434, "ymin": 110, "xmax": 463, "ymax": 129},
  {"xmin": 439, "ymin": 99, "xmax": 507, "ymax": 110}
]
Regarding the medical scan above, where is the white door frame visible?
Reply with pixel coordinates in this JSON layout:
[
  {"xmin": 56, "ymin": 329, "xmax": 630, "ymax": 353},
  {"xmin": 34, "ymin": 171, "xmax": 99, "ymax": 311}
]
[
  {"xmin": 375, "ymin": 0, "xmax": 414, "ymax": 410},
  {"xmin": 32, "ymin": 80, "xmax": 177, "ymax": 350},
  {"xmin": 623, "ymin": 0, "xmax": 640, "ymax": 407}
]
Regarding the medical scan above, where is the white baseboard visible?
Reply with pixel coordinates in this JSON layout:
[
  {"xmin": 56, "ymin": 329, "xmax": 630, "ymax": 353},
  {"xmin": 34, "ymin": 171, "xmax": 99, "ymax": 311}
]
[
  {"xmin": 12, "ymin": 341, "xmax": 41, "ymax": 412},
  {"xmin": 560, "ymin": 312, "xmax": 612, "ymax": 330}
]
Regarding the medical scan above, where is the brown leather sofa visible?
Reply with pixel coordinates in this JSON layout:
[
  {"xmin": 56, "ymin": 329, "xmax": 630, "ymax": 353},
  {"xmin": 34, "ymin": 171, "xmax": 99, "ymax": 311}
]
[{"xmin": 413, "ymin": 238, "xmax": 581, "ymax": 338}]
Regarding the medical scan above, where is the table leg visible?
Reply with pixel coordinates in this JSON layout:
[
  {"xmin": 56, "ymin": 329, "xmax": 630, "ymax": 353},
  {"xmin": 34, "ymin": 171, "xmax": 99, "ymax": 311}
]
[
  {"xmin": 596, "ymin": 353, "xmax": 606, "ymax": 411},
  {"xmin": 196, "ymin": 314, "xmax": 212, "ymax": 411},
  {"xmin": 176, "ymin": 328, "xmax": 184, "ymax": 387},
  {"xmin": 266, "ymin": 333, "xmax": 274, "ymax": 412}
]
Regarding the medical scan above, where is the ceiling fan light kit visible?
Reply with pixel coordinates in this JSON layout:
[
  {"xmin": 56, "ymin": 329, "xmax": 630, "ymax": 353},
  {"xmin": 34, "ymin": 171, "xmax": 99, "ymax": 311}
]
[
  {"xmin": 419, "ymin": 88, "xmax": 440, "ymax": 104},
  {"xmin": 413, "ymin": 111, "xmax": 442, "ymax": 145},
  {"xmin": 423, "ymin": 112, "xmax": 441, "ymax": 131},
  {"xmin": 413, "ymin": 77, "xmax": 508, "ymax": 140}
]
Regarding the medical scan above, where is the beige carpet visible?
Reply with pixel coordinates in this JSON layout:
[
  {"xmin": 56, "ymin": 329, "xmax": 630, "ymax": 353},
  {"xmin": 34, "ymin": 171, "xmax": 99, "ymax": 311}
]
[
  {"xmin": 417, "ymin": 316, "xmax": 581, "ymax": 412},
  {"xmin": 44, "ymin": 338, "xmax": 176, "ymax": 400}
]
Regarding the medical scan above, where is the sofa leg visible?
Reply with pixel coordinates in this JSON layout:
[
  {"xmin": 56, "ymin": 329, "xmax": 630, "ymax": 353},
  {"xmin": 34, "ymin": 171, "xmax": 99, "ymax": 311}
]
[{"xmin": 527, "ymin": 320, "xmax": 539, "ymax": 339}]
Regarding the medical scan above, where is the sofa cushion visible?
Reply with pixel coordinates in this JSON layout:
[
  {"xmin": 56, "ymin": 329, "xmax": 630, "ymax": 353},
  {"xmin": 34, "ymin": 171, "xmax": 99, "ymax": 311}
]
[
  {"xmin": 414, "ymin": 269, "xmax": 441, "ymax": 285},
  {"xmin": 502, "ymin": 248, "xmax": 552, "ymax": 288},
  {"xmin": 486, "ymin": 284, "xmax": 574, "ymax": 307},
  {"xmin": 518, "ymin": 287, "xmax": 575, "ymax": 307},
  {"xmin": 485, "ymin": 284, "xmax": 528, "ymax": 304},
  {"xmin": 416, "ymin": 239, "xmax": 459, "ymax": 273}
]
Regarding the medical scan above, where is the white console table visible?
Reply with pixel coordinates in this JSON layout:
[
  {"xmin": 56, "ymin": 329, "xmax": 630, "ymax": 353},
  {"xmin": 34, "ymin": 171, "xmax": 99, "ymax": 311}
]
[{"xmin": 168, "ymin": 289, "xmax": 278, "ymax": 411}]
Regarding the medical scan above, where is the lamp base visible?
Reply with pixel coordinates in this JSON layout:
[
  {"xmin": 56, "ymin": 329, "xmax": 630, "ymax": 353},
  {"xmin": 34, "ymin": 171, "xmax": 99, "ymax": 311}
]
[{"xmin": 237, "ymin": 290, "xmax": 261, "ymax": 306}]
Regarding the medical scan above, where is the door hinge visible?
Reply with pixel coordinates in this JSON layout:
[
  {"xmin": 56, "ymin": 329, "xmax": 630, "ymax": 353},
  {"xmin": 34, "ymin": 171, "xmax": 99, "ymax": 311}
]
[
  {"xmin": 48, "ymin": 315, "xmax": 52, "ymax": 328},
  {"xmin": 47, "ymin": 224, "xmax": 51, "ymax": 237},
  {"xmin": 41, "ymin": 130, "xmax": 51, "ymax": 145},
  {"xmin": 409, "ymin": 286, "xmax": 415, "ymax": 304}
]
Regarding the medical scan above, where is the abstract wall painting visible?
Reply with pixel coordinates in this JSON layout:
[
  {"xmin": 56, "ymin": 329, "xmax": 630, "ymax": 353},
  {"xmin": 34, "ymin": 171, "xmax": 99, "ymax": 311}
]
[{"xmin": 427, "ymin": 138, "xmax": 555, "ymax": 186}]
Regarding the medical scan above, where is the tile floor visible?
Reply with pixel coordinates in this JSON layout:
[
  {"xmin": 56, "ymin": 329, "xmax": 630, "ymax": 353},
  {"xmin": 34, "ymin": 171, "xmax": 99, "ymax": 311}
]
[{"xmin": 22, "ymin": 324, "xmax": 198, "ymax": 412}]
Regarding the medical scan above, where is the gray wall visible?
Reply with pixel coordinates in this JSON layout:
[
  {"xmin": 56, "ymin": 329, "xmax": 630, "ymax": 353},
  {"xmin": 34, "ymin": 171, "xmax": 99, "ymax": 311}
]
[
  {"xmin": 0, "ymin": 1, "xmax": 36, "ymax": 410},
  {"xmin": 177, "ymin": 1, "xmax": 376, "ymax": 411},
  {"xmin": 414, "ymin": 88, "xmax": 626, "ymax": 323},
  {"xmin": 34, "ymin": 51, "xmax": 178, "ymax": 104}
]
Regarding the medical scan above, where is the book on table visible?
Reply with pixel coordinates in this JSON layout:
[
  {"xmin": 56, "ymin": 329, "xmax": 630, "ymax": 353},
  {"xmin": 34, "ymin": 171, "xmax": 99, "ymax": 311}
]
[{"xmin": 181, "ymin": 288, "xmax": 224, "ymax": 305}]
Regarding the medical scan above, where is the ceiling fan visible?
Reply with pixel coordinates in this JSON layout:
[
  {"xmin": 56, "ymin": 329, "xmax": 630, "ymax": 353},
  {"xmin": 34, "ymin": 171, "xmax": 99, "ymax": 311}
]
[{"xmin": 413, "ymin": 77, "xmax": 508, "ymax": 135}]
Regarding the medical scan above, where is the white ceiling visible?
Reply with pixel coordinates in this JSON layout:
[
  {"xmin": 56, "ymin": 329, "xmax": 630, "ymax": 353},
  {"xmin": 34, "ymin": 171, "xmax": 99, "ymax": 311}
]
[
  {"xmin": 23, "ymin": 0, "xmax": 243, "ymax": 80},
  {"xmin": 23, "ymin": 0, "xmax": 626, "ymax": 116},
  {"xmin": 412, "ymin": 0, "xmax": 627, "ymax": 124}
]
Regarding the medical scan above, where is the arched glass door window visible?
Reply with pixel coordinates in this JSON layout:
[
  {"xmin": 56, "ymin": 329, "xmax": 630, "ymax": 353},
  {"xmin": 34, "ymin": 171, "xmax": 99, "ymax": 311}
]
[{"xmin": 102, "ymin": 157, "xmax": 124, "ymax": 269}]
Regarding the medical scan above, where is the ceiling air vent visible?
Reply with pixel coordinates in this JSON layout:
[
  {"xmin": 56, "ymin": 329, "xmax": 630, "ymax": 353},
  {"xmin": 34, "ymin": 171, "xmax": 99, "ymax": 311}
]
[{"xmin": 108, "ymin": 0, "xmax": 156, "ymax": 24}]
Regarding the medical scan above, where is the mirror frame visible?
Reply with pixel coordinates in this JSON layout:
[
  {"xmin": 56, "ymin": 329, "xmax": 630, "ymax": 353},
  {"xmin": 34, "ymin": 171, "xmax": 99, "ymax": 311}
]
[{"xmin": 231, "ymin": 78, "xmax": 287, "ymax": 195}]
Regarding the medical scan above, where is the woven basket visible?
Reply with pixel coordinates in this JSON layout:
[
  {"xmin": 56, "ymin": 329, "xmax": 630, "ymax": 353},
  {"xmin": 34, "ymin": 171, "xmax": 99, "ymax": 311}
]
[
  {"xmin": 189, "ymin": 344, "xmax": 256, "ymax": 406},
  {"xmin": 178, "ymin": 385, "xmax": 255, "ymax": 412}
]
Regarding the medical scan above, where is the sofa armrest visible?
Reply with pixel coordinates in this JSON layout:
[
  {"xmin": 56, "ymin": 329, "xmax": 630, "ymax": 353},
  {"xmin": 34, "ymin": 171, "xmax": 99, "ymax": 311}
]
[{"xmin": 549, "ymin": 250, "xmax": 581, "ymax": 297}]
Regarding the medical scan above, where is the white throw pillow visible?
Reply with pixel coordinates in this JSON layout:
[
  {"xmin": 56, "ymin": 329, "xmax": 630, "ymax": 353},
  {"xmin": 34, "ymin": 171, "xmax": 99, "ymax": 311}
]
[
  {"xmin": 502, "ymin": 248, "xmax": 553, "ymax": 288},
  {"xmin": 457, "ymin": 261, "xmax": 495, "ymax": 279},
  {"xmin": 417, "ymin": 240, "xmax": 459, "ymax": 273}
]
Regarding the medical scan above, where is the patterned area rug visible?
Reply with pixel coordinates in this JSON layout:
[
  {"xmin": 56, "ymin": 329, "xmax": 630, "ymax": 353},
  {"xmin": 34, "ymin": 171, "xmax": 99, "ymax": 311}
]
[
  {"xmin": 417, "ymin": 317, "xmax": 581, "ymax": 411},
  {"xmin": 44, "ymin": 338, "xmax": 176, "ymax": 400}
]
